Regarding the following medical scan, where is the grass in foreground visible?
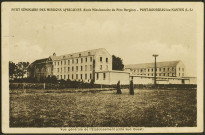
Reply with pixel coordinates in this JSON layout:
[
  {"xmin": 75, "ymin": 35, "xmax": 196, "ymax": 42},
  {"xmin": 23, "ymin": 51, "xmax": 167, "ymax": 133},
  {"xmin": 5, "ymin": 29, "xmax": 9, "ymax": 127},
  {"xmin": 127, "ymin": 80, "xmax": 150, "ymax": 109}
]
[{"xmin": 10, "ymin": 89, "xmax": 196, "ymax": 127}]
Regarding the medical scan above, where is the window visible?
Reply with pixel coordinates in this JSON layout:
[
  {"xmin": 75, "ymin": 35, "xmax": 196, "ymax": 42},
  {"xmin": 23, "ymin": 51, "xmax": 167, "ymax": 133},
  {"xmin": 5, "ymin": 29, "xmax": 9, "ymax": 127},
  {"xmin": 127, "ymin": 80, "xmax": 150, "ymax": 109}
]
[
  {"xmin": 88, "ymin": 52, "xmax": 90, "ymax": 55},
  {"xmin": 85, "ymin": 65, "xmax": 87, "ymax": 71},
  {"xmin": 86, "ymin": 57, "xmax": 87, "ymax": 62},
  {"xmin": 68, "ymin": 75, "xmax": 69, "ymax": 79},
  {"xmin": 61, "ymin": 61, "xmax": 62, "ymax": 65},
  {"xmin": 100, "ymin": 65, "xmax": 102, "ymax": 70},
  {"xmin": 106, "ymin": 58, "xmax": 108, "ymax": 62},
  {"xmin": 68, "ymin": 60, "xmax": 70, "ymax": 65},
  {"xmin": 97, "ymin": 73, "xmax": 99, "ymax": 80},
  {"xmin": 141, "ymin": 69, "xmax": 143, "ymax": 72},
  {"xmin": 61, "ymin": 75, "xmax": 62, "ymax": 79},
  {"xmin": 55, "ymin": 62, "xmax": 56, "ymax": 66},
  {"xmin": 76, "ymin": 74, "xmax": 78, "ymax": 79},
  {"xmin": 90, "ymin": 57, "xmax": 92, "ymax": 62},
  {"xmin": 172, "ymin": 67, "xmax": 175, "ymax": 71},
  {"xmin": 168, "ymin": 68, "xmax": 169, "ymax": 71},
  {"xmin": 60, "ymin": 68, "xmax": 62, "ymax": 72},
  {"xmin": 103, "ymin": 73, "xmax": 106, "ymax": 80},
  {"xmin": 81, "ymin": 66, "xmax": 83, "ymax": 71},
  {"xmin": 182, "ymin": 68, "xmax": 184, "ymax": 72},
  {"xmin": 159, "ymin": 73, "xmax": 161, "ymax": 76},
  {"xmin": 76, "ymin": 59, "xmax": 78, "ymax": 64},
  {"xmin": 57, "ymin": 75, "xmax": 59, "ymax": 79},
  {"xmin": 79, "ymin": 53, "xmax": 81, "ymax": 57},
  {"xmin": 76, "ymin": 66, "xmax": 78, "ymax": 71},
  {"xmin": 179, "ymin": 73, "xmax": 180, "ymax": 76},
  {"xmin": 72, "ymin": 66, "xmax": 74, "ymax": 71},
  {"xmin": 81, "ymin": 74, "xmax": 83, "ymax": 79},
  {"xmin": 159, "ymin": 68, "xmax": 161, "ymax": 71},
  {"xmin": 100, "ymin": 57, "xmax": 102, "ymax": 62},
  {"xmin": 152, "ymin": 69, "xmax": 153, "ymax": 72},
  {"xmin": 81, "ymin": 58, "xmax": 83, "ymax": 63},
  {"xmin": 85, "ymin": 74, "xmax": 87, "ymax": 79},
  {"xmin": 163, "ymin": 68, "xmax": 165, "ymax": 71},
  {"xmin": 64, "ymin": 60, "xmax": 66, "ymax": 65},
  {"xmin": 57, "ymin": 68, "xmax": 59, "ymax": 72},
  {"xmin": 58, "ymin": 61, "xmax": 59, "ymax": 65},
  {"xmin": 68, "ymin": 67, "xmax": 70, "ymax": 71},
  {"xmin": 179, "ymin": 67, "xmax": 180, "ymax": 71},
  {"xmin": 64, "ymin": 75, "xmax": 66, "ymax": 79},
  {"xmin": 72, "ymin": 74, "xmax": 73, "ymax": 79},
  {"xmin": 64, "ymin": 67, "xmax": 66, "ymax": 72},
  {"xmin": 148, "ymin": 69, "xmax": 149, "ymax": 72},
  {"xmin": 72, "ymin": 59, "xmax": 74, "ymax": 64},
  {"xmin": 90, "ymin": 74, "xmax": 92, "ymax": 79},
  {"xmin": 90, "ymin": 65, "xmax": 92, "ymax": 71},
  {"xmin": 172, "ymin": 73, "xmax": 175, "ymax": 76},
  {"xmin": 152, "ymin": 74, "xmax": 153, "ymax": 76},
  {"xmin": 168, "ymin": 73, "xmax": 169, "ymax": 76},
  {"xmin": 182, "ymin": 73, "xmax": 184, "ymax": 76},
  {"xmin": 148, "ymin": 74, "xmax": 149, "ymax": 76}
]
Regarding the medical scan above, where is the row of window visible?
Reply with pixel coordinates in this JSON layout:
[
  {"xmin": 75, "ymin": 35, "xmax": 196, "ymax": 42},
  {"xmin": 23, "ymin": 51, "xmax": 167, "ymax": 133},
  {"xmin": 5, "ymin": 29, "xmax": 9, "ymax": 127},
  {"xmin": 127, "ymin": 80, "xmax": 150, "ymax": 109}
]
[
  {"xmin": 132, "ymin": 67, "xmax": 184, "ymax": 73},
  {"xmin": 56, "ymin": 65, "xmax": 108, "ymax": 72},
  {"xmin": 99, "ymin": 57, "xmax": 109, "ymax": 63},
  {"xmin": 96, "ymin": 73, "xmax": 106, "ymax": 80},
  {"xmin": 36, "ymin": 67, "xmax": 51, "ymax": 72},
  {"xmin": 137, "ymin": 73, "xmax": 184, "ymax": 77},
  {"xmin": 54, "ymin": 57, "xmax": 109, "ymax": 66},
  {"xmin": 54, "ymin": 57, "xmax": 93, "ymax": 66},
  {"xmin": 56, "ymin": 65, "xmax": 93, "ymax": 72},
  {"xmin": 57, "ymin": 73, "xmax": 92, "ymax": 80}
]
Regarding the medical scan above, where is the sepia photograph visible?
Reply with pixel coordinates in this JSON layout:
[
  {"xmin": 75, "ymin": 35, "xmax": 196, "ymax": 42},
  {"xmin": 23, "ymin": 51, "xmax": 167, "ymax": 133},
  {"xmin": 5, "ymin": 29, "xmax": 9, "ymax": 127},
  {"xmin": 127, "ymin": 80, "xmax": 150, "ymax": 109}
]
[{"xmin": 2, "ymin": 2, "xmax": 204, "ymax": 134}]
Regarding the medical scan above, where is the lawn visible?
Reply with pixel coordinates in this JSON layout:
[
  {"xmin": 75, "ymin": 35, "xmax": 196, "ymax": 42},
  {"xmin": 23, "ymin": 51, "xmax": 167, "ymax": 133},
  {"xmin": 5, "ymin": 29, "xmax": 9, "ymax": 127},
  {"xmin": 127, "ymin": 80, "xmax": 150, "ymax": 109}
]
[{"xmin": 10, "ymin": 89, "xmax": 197, "ymax": 127}]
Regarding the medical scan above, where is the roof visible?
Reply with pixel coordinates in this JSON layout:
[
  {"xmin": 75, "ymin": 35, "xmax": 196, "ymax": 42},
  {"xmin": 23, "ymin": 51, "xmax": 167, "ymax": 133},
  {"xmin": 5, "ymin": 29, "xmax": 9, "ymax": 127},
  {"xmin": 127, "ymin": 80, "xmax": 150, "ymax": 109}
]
[
  {"xmin": 32, "ymin": 58, "xmax": 51, "ymax": 64},
  {"xmin": 51, "ymin": 48, "xmax": 109, "ymax": 61},
  {"xmin": 125, "ymin": 60, "xmax": 181, "ymax": 69}
]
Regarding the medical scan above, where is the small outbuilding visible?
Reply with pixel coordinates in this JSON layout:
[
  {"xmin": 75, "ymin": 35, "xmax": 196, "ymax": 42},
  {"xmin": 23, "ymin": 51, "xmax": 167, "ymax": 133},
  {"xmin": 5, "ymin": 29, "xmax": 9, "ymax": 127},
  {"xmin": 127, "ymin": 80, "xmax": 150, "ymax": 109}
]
[{"xmin": 95, "ymin": 70, "xmax": 130, "ymax": 85}]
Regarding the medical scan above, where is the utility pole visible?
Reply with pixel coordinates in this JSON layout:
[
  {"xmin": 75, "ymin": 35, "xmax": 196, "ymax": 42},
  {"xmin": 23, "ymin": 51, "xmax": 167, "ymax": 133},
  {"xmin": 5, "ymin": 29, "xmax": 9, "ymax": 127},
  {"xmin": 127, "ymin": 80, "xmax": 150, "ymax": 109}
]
[{"xmin": 152, "ymin": 54, "xmax": 158, "ymax": 86}]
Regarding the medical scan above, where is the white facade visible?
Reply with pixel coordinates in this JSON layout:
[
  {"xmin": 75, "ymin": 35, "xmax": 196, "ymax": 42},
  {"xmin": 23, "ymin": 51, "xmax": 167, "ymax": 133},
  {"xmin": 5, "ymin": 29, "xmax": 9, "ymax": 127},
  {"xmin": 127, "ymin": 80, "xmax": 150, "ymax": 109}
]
[
  {"xmin": 95, "ymin": 70, "xmax": 130, "ymax": 85},
  {"xmin": 130, "ymin": 75, "xmax": 196, "ymax": 85},
  {"xmin": 50, "ymin": 48, "xmax": 112, "ymax": 83},
  {"xmin": 125, "ymin": 60, "xmax": 186, "ymax": 77}
]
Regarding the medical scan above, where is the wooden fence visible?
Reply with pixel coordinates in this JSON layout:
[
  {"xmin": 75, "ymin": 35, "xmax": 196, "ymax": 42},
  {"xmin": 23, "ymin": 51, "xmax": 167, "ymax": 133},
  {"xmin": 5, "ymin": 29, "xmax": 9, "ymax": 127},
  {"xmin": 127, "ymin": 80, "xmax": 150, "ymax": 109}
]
[{"xmin": 9, "ymin": 83, "xmax": 197, "ymax": 90}]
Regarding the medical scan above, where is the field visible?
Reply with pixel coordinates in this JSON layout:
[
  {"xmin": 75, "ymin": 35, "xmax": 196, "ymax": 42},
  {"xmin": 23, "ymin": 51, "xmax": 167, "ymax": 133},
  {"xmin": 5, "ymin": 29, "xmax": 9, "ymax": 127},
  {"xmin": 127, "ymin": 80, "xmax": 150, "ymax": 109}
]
[{"xmin": 10, "ymin": 89, "xmax": 197, "ymax": 127}]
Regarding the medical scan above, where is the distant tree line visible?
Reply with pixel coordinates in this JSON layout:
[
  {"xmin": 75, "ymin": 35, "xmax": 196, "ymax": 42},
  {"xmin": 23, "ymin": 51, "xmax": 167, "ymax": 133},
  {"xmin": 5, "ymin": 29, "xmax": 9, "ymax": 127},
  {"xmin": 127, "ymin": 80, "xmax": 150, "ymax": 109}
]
[{"xmin": 9, "ymin": 61, "xmax": 30, "ymax": 80}]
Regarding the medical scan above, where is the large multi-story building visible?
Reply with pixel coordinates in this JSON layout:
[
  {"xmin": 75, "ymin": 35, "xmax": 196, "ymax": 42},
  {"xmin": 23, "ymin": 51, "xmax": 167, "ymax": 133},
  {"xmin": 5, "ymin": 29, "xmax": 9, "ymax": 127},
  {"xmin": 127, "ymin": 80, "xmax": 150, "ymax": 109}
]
[
  {"xmin": 50, "ymin": 48, "xmax": 112, "ymax": 83},
  {"xmin": 124, "ymin": 60, "xmax": 186, "ymax": 77},
  {"xmin": 29, "ymin": 48, "xmax": 113, "ymax": 82},
  {"xmin": 28, "ymin": 57, "xmax": 53, "ymax": 81}
]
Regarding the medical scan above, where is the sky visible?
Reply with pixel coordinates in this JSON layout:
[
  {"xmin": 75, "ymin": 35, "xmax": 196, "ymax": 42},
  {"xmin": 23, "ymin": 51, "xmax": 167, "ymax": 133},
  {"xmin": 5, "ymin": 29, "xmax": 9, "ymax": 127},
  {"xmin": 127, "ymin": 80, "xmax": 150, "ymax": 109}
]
[{"xmin": 8, "ymin": 2, "xmax": 198, "ymax": 76}]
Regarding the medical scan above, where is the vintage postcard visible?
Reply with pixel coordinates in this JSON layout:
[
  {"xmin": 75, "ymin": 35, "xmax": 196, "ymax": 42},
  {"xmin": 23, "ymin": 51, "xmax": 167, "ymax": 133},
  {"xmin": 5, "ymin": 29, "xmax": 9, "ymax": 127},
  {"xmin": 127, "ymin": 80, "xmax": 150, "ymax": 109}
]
[{"xmin": 2, "ymin": 2, "xmax": 204, "ymax": 134}]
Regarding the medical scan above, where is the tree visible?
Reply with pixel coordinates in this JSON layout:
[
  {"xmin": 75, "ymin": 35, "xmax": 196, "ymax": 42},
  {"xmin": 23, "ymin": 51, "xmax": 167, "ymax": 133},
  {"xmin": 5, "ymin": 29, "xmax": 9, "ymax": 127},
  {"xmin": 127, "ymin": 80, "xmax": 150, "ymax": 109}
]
[
  {"xmin": 112, "ymin": 55, "xmax": 124, "ymax": 70},
  {"xmin": 9, "ymin": 61, "xmax": 17, "ymax": 80},
  {"xmin": 16, "ymin": 62, "xmax": 30, "ymax": 78}
]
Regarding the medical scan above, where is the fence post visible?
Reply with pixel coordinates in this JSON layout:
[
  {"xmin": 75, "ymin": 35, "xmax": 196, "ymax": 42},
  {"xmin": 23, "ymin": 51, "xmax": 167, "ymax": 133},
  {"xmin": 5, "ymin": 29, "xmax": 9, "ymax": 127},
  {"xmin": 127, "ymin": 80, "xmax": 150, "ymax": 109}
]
[
  {"xmin": 23, "ymin": 83, "xmax": 26, "ymax": 94},
  {"xmin": 44, "ymin": 83, "xmax": 46, "ymax": 90}
]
